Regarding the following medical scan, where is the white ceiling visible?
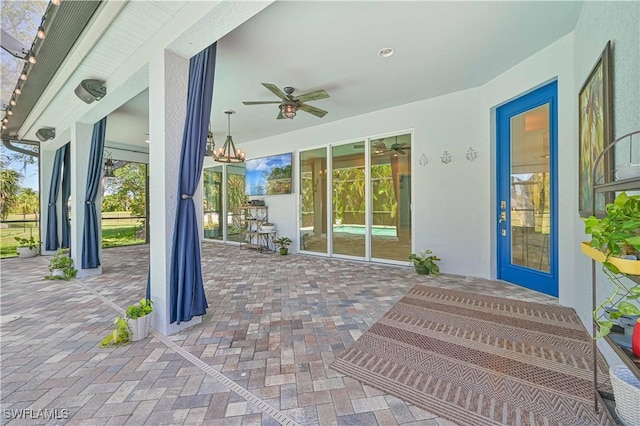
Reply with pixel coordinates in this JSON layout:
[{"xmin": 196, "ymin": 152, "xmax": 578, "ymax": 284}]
[{"xmin": 108, "ymin": 1, "xmax": 583, "ymax": 149}]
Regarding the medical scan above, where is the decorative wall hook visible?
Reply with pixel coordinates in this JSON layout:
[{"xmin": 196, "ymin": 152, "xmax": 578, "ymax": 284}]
[
  {"xmin": 465, "ymin": 147, "xmax": 478, "ymax": 161},
  {"xmin": 440, "ymin": 151, "xmax": 452, "ymax": 164},
  {"xmin": 419, "ymin": 153, "xmax": 429, "ymax": 167}
]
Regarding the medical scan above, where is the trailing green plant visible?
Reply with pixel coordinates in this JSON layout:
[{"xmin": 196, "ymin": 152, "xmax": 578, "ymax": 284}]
[
  {"xmin": 409, "ymin": 249, "xmax": 441, "ymax": 275},
  {"xmin": 14, "ymin": 236, "xmax": 39, "ymax": 250},
  {"xmin": 45, "ymin": 248, "xmax": 77, "ymax": 280},
  {"xmin": 99, "ymin": 316, "xmax": 130, "ymax": 347},
  {"xmin": 584, "ymin": 192, "xmax": 640, "ymax": 338},
  {"xmin": 126, "ymin": 298, "xmax": 153, "ymax": 319}
]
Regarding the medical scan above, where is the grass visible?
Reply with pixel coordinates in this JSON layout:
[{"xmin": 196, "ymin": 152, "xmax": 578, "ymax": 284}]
[{"xmin": 1, "ymin": 212, "xmax": 146, "ymax": 258}]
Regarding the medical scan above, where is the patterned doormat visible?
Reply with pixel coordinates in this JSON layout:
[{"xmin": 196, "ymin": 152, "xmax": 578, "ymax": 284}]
[{"xmin": 331, "ymin": 284, "xmax": 612, "ymax": 426}]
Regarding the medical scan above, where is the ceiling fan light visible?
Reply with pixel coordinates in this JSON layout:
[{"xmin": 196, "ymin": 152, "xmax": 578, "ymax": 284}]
[{"xmin": 280, "ymin": 102, "xmax": 297, "ymax": 119}]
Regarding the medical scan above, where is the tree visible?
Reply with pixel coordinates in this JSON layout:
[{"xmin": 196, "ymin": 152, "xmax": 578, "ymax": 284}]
[
  {"xmin": 0, "ymin": 162, "xmax": 22, "ymax": 220},
  {"xmin": 102, "ymin": 162, "xmax": 146, "ymax": 216},
  {"xmin": 15, "ymin": 187, "xmax": 38, "ymax": 218}
]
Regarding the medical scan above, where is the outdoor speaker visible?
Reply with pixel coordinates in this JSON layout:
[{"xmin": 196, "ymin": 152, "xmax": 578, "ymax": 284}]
[
  {"xmin": 35, "ymin": 127, "xmax": 55, "ymax": 142},
  {"xmin": 74, "ymin": 79, "xmax": 106, "ymax": 104}
]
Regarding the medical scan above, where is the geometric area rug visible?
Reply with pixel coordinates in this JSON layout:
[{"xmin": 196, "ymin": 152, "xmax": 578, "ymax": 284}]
[{"xmin": 331, "ymin": 284, "xmax": 613, "ymax": 426}]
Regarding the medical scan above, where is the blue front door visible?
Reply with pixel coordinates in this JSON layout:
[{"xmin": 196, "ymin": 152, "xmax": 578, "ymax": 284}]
[{"xmin": 496, "ymin": 81, "xmax": 558, "ymax": 297}]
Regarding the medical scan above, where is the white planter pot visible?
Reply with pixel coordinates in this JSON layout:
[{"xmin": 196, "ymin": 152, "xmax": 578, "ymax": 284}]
[
  {"xmin": 610, "ymin": 365, "xmax": 640, "ymax": 426},
  {"xmin": 16, "ymin": 247, "xmax": 38, "ymax": 258},
  {"xmin": 52, "ymin": 269, "xmax": 66, "ymax": 279},
  {"xmin": 127, "ymin": 314, "xmax": 152, "ymax": 342}
]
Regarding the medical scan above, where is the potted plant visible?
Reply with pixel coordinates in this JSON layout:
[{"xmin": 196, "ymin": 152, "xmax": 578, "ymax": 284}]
[
  {"xmin": 274, "ymin": 236, "xmax": 292, "ymax": 255},
  {"xmin": 409, "ymin": 249, "xmax": 441, "ymax": 275},
  {"xmin": 45, "ymin": 248, "xmax": 77, "ymax": 280},
  {"xmin": 583, "ymin": 192, "xmax": 640, "ymax": 339},
  {"xmin": 15, "ymin": 236, "xmax": 39, "ymax": 258},
  {"xmin": 125, "ymin": 298, "xmax": 153, "ymax": 341}
]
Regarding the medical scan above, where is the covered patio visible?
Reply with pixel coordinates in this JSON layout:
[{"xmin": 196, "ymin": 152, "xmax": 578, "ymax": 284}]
[{"xmin": 1, "ymin": 244, "xmax": 555, "ymax": 425}]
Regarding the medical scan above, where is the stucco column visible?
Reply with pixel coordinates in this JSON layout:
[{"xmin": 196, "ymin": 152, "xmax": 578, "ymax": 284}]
[
  {"xmin": 40, "ymin": 146, "xmax": 57, "ymax": 256},
  {"xmin": 70, "ymin": 122, "xmax": 102, "ymax": 277},
  {"xmin": 148, "ymin": 48, "xmax": 201, "ymax": 335}
]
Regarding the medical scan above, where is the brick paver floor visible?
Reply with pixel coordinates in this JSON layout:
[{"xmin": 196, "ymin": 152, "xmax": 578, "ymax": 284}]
[{"xmin": 1, "ymin": 243, "xmax": 556, "ymax": 425}]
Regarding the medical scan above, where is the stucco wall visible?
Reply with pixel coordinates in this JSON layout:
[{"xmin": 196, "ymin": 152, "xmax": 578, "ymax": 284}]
[{"xmin": 572, "ymin": 1, "xmax": 640, "ymax": 365}]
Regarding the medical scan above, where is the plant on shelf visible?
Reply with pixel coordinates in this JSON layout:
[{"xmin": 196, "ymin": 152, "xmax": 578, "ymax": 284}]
[
  {"xmin": 274, "ymin": 236, "xmax": 292, "ymax": 255},
  {"xmin": 45, "ymin": 248, "xmax": 77, "ymax": 280},
  {"xmin": 15, "ymin": 236, "xmax": 39, "ymax": 258},
  {"xmin": 409, "ymin": 249, "xmax": 441, "ymax": 275},
  {"xmin": 99, "ymin": 316, "xmax": 130, "ymax": 347},
  {"xmin": 584, "ymin": 192, "xmax": 640, "ymax": 338}
]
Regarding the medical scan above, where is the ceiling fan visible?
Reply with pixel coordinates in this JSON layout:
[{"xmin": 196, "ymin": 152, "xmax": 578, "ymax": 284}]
[
  {"xmin": 243, "ymin": 83, "xmax": 329, "ymax": 119},
  {"xmin": 354, "ymin": 139, "xmax": 411, "ymax": 155}
]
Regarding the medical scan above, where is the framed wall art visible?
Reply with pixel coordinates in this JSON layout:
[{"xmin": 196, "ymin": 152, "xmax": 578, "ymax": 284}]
[{"xmin": 578, "ymin": 41, "xmax": 613, "ymax": 217}]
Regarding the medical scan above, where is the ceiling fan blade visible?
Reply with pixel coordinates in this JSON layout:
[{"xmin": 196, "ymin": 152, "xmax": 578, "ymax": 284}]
[
  {"xmin": 299, "ymin": 103, "xmax": 328, "ymax": 118},
  {"xmin": 262, "ymin": 83, "xmax": 287, "ymax": 100},
  {"xmin": 242, "ymin": 101, "xmax": 282, "ymax": 105},
  {"xmin": 295, "ymin": 89, "xmax": 329, "ymax": 103},
  {"xmin": 277, "ymin": 110, "xmax": 285, "ymax": 120}
]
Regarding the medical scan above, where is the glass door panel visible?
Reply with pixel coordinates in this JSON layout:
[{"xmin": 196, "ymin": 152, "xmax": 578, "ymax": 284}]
[
  {"xmin": 332, "ymin": 142, "xmax": 366, "ymax": 257},
  {"xmin": 226, "ymin": 164, "xmax": 246, "ymax": 243},
  {"xmin": 299, "ymin": 148, "xmax": 328, "ymax": 253},
  {"xmin": 370, "ymin": 134, "xmax": 412, "ymax": 261},
  {"xmin": 509, "ymin": 104, "xmax": 550, "ymax": 272},
  {"xmin": 203, "ymin": 165, "xmax": 223, "ymax": 240}
]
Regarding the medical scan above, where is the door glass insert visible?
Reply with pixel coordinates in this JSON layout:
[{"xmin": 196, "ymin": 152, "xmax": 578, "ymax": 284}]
[
  {"xmin": 510, "ymin": 104, "xmax": 550, "ymax": 272},
  {"xmin": 370, "ymin": 134, "xmax": 412, "ymax": 261},
  {"xmin": 299, "ymin": 148, "xmax": 328, "ymax": 253},
  {"xmin": 203, "ymin": 166, "xmax": 223, "ymax": 240},
  {"xmin": 332, "ymin": 142, "xmax": 366, "ymax": 257}
]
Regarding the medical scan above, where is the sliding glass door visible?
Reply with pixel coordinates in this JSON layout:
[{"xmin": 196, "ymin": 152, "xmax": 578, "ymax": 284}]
[
  {"xmin": 298, "ymin": 132, "xmax": 412, "ymax": 263},
  {"xmin": 370, "ymin": 134, "xmax": 412, "ymax": 262},
  {"xmin": 202, "ymin": 163, "xmax": 245, "ymax": 242},
  {"xmin": 332, "ymin": 141, "xmax": 366, "ymax": 258}
]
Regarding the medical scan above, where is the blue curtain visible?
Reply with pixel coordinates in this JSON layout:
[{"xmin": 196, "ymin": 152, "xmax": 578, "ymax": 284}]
[
  {"xmin": 169, "ymin": 43, "xmax": 216, "ymax": 324},
  {"xmin": 82, "ymin": 118, "xmax": 107, "ymax": 269},
  {"xmin": 61, "ymin": 143, "xmax": 71, "ymax": 249},
  {"xmin": 45, "ymin": 145, "xmax": 66, "ymax": 251}
]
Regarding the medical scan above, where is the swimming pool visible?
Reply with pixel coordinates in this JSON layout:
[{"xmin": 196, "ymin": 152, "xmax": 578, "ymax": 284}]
[{"xmin": 332, "ymin": 224, "xmax": 397, "ymax": 237}]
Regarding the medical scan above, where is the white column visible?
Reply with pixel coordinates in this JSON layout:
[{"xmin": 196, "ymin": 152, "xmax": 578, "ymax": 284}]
[
  {"xmin": 148, "ymin": 48, "xmax": 201, "ymax": 335},
  {"xmin": 70, "ymin": 122, "xmax": 102, "ymax": 278}
]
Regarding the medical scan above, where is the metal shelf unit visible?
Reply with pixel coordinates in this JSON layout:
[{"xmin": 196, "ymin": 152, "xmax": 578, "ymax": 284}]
[
  {"xmin": 238, "ymin": 205, "xmax": 274, "ymax": 253},
  {"xmin": 587, "ymin": 130, "xmax": 640, "ymax": 423}
]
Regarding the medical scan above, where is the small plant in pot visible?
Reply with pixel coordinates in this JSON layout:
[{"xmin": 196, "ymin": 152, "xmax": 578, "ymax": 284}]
[
  {"xmin": 409, "ymin": 249, "xmax": 441, "ymax": 275},
  {"xmin": 274, "ymin": 236, "xmax": 292, "ymax": 255},
  {"xmin": 45, "ymin": 248, "xmax": 77, "ymax": 280},
  {"xmin": 125, "ymin": 298, "xmax": 153, "ymax": 342},
  {"xmin": 584, "ymin": 192, "xmax": 640, "ymax": 339},
  {"xmin": 15, "ymin": 236, "xmax": 39, "ymax": 258},
  {"xmin": 99, "ymin": 316, "xmax": 130, "ymax": 347}
]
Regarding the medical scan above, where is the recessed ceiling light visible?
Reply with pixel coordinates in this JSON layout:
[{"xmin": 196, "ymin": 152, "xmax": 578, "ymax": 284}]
[{"xmin": 378, "ymin": 47, "xmax": 394, "ymax": 58}]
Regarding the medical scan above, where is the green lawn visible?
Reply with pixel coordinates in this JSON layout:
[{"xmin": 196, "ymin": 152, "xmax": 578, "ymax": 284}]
[{"xmin": 1, "ymin": 212, "xmax": 145, "ymax": 258}]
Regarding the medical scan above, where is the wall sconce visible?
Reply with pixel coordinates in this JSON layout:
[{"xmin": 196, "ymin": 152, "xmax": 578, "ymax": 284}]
[
  {"xmin": 104, "ymin": 151, "xmax": 115, "ymax": 178},
  {"xmin": 440, "ymin": 151, "xmax": 452, "ymax": 164},
  {"xmin": 465, "ymin": 147, "xmax": 478, "ymax": 161},
  {"xmin": 35, "ymin": 127, "xmax": 55, "ymax": 142},
  {"xmin": 204, "ymin": 124, "xmax": 215, "ymax": 157},
  {"xmin": 75, "ymin": 79, "xmax": 106, "ymax": 104}
]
